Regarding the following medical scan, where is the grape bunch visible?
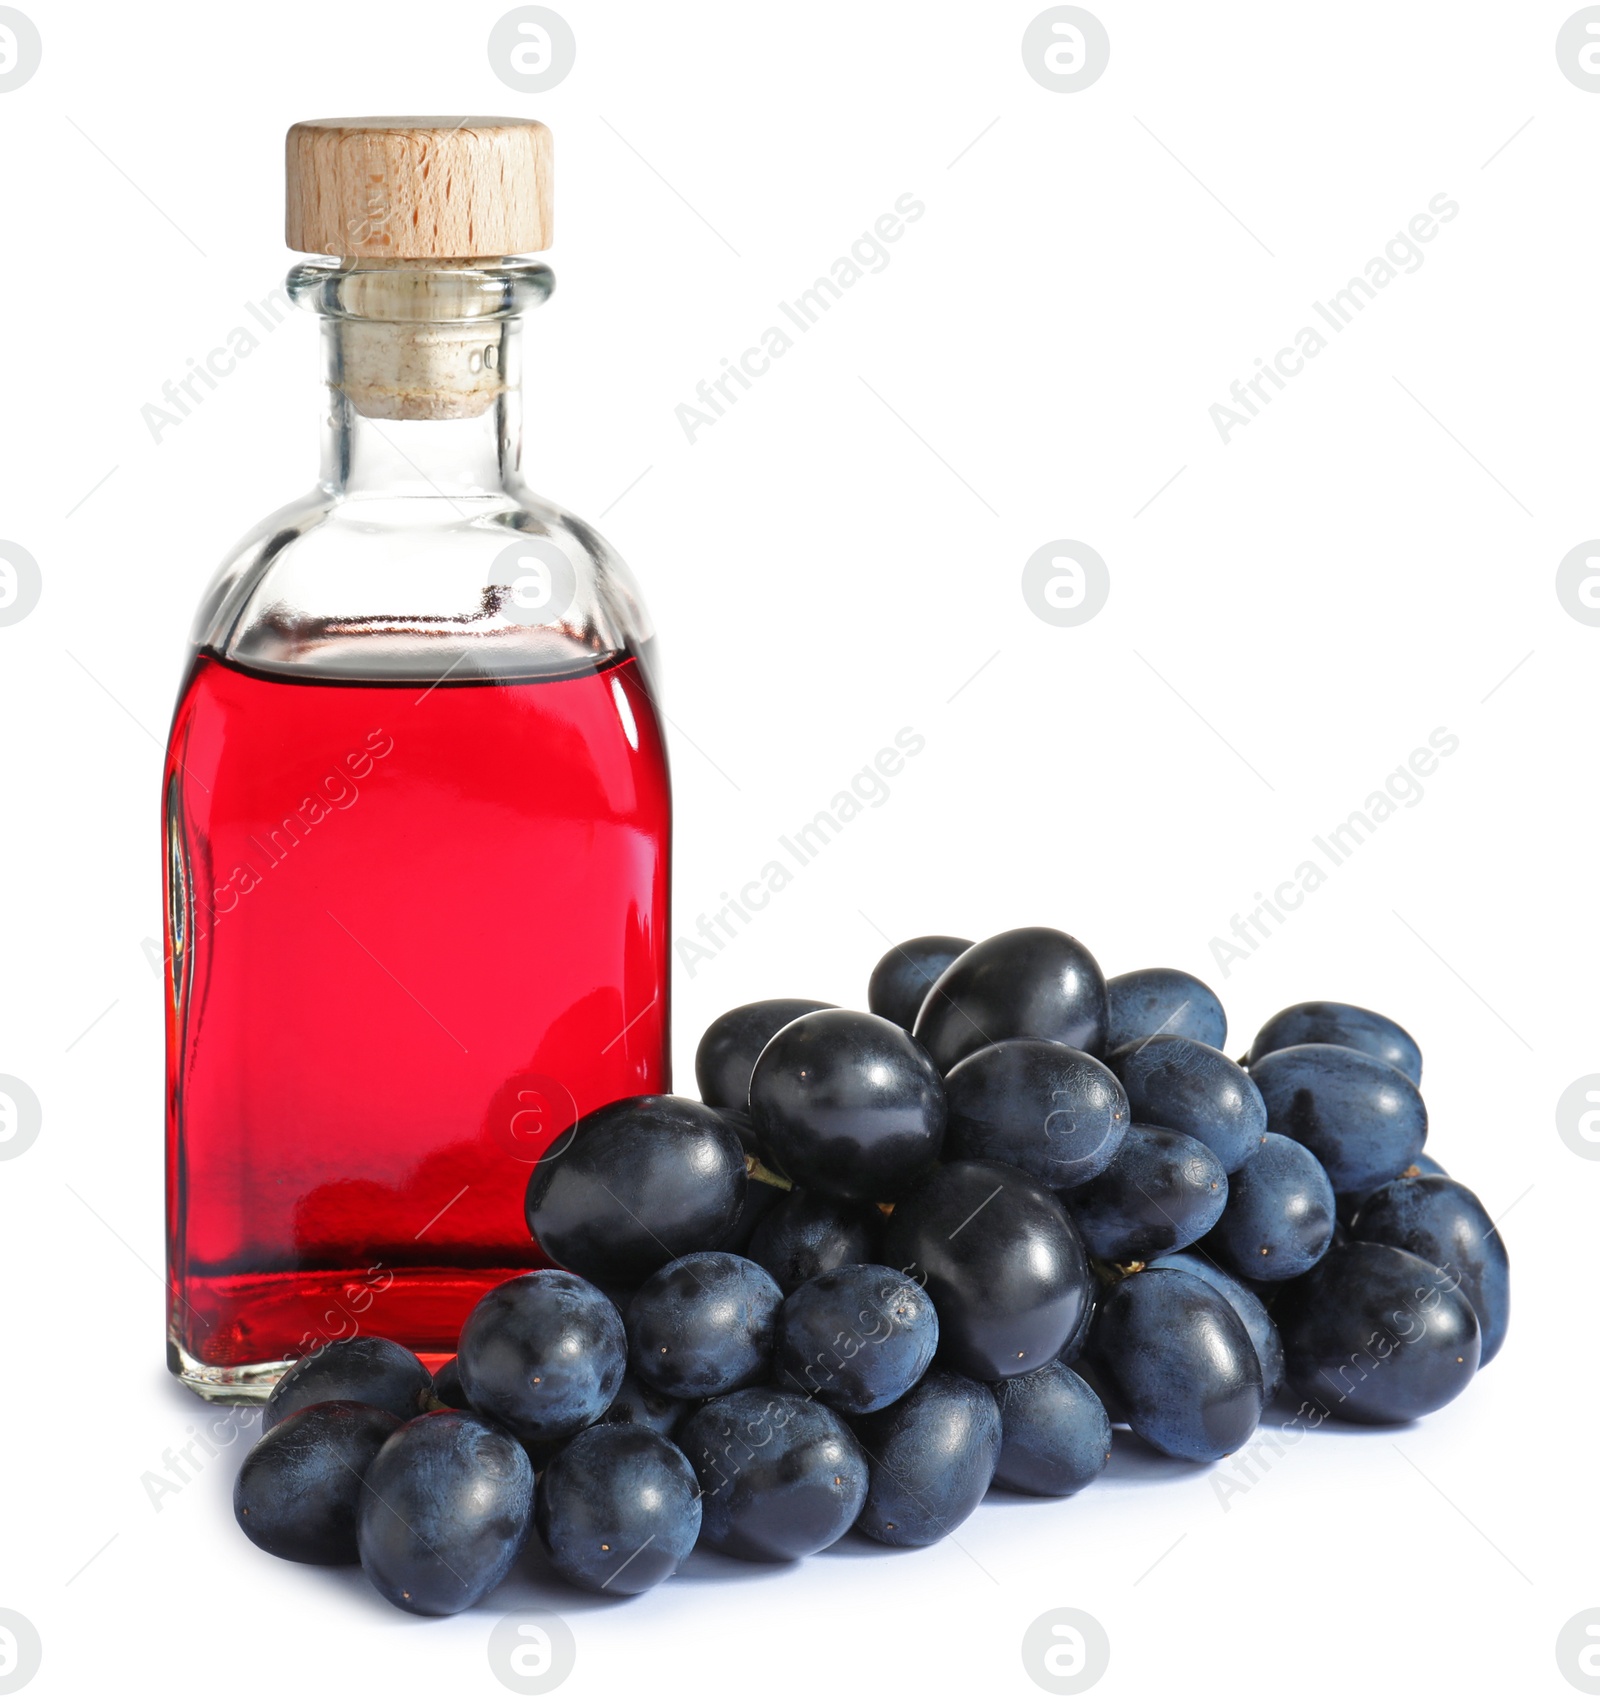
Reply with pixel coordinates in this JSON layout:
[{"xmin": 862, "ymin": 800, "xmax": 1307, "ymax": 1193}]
[{"xmin": 230, "ymin": 926, "xmax": 1508, "ymax": 1614}]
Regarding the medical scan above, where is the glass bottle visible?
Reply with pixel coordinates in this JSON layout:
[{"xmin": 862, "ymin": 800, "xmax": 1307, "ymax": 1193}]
[{"xmin": 164, "ymin": 118, "xmax": 671, "ymax": 1401}]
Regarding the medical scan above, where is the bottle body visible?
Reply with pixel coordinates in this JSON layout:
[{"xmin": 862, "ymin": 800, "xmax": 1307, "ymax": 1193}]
[{"xmin": 164, "ymin": 260, "xmax": 671, "ymax": 1399}]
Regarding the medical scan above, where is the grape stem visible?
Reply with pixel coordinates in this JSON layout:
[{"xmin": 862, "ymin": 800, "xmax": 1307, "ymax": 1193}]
[{"xmin": 743, "ymin": 1152, "xmax": 794, "ymax": 1191}]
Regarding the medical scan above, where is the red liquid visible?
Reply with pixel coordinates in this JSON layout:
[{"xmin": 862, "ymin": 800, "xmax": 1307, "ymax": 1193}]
[{"xmin": 163, "ymin": 650, "xmax": 670, "ymax": 1377}]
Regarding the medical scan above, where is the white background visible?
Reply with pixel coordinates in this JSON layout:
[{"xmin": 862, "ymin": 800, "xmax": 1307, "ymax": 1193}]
[{"xmin": 0, "ymin": 2, "xmax": 1593, "ymax": 1697}]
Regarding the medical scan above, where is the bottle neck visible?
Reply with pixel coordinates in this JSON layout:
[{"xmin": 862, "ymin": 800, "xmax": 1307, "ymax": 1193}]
[
  {"xmin": 288, "ymin": 258, "xmax": 555, "ymax": 501},
  {"xmin": 320, "ymin": 317, "xmax": 523, "ymax": 498}
]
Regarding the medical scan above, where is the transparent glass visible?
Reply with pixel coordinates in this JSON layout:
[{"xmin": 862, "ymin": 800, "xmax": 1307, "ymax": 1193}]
[{"xmin": 164, "ymin": 259, "xmax": 671, "ymax": 1401}]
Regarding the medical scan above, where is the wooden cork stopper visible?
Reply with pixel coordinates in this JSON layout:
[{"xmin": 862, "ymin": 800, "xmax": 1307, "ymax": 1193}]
[{"xmin": 286, "ymin": 117, "xmax": 553, "ymax": 258}]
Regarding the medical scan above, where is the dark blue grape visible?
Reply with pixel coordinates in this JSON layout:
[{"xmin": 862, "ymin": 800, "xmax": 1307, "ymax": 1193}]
[
  {"xmin": 457, "ymin": 1271, "xmax": 626, "ymax": 1444},
  {"xmin": 1337, "ymin": 1153, "xmax": 1446, "ymax": 1225},
  {"xmin": 747, "ymin": 1187, "xmax": 882, "ymax": 1294},
  {"xmin": 719, "ymin": 1172, "xmax": 787, "ymax": 1254},
  {"xmin": 749, "ymin": 1009, "xmax": 946, "ymax": 1202},
  {"xmin": 851, "ymin": 1371, "xmax": 1001, "ymax": 1547},
  {"xmin": 522, "ymin": 1435, "xmax": 571, "ymax": 1474},
  {"xmin": 1109, "ymin": 1035, "xmax": 1267, "ymax": 1172},
  {"xmin": 525, "ymin": 1095, "xmax": 746, "ymax": 1288},
  {"xmin": 1204, "ymin": 1131, "xmax": 1335, "ymax": 1282},
  {"xmin": 626, "ymin": 1251, "xmax": 782, "ymax": 1399},
  {"xmin": 913, "ymin": 927, "xmax": 1109, "ymax": 1071},
  {"xmin": 695, "ymin": 999, "xmax": 834, "ymax": 1108},
  {"xmin": 678, "ymin": 1388, "xmax": 868, "ymax": 1561},
  {"xmin": 1057, "ymin": 1271, "xmax": 1099, "ymax": 1365},
  {"xmin": 1276, "ymin": 1242, "xmax": 1479, "ymax": 1422},
  {"xmin": 599, "ymin": 1370, "xmax": 694, "ymax": 1437},
  {"xmin": 943, "ymin": 1039, "xmax": 1129, "ymax": 1190},
  {"xmin": 356, "ymin": 1411, "xmax": 533, "ymax": 1615},
  {"xmin": 234, "ymin": 1401, "xmax": 401, "ymax": 1564},
  {"xmin": 1062, "ymin": 1124, "xmax": 1227, "ymax": 1263},
  {"xmin": 1249, "ymin": 1044, "xmax": 1426, "ymax": 1194},
  {"xmin": 1146, "ymin": 1251, "xmax": 1284, "ymax": 1403},
  {"xmin": 1350, "ymin": 1175, "xmax": 1508, "ymax": 1365},
  {"xmin": 880, "ymin": 1160, "xmax": 1092, "ymax": 1379},
  {"xmin": 1084, "ymin": 1268, "xmax": 1263, "ymax": 1462},
  {"xmin": 534, "ymin": 1423, "xmax": 700, "ymax": 1595},
  {"xmin": 712, "ymin": 1104, "xmax": 759, "ymax": 1148},
  {"xmin": 711, "ymin": 1106, "xmax": 794, "ymax": 1193},
  {"xmin": 775, "ymin": 1263, "xmax": 938, "ymax": 1414},
  {"xmin": 430, "ymin": 1357, "xmax": 468, "ymax": 1410},
  {"xmin": 263, "ymin": 1337, "xmax": 432, "ymax": 1431},
  {"xmin": 990, "ymin": 1363, "xmax": 1111, "ymax": 1496},
  {"xmin": 867, "ymin": 935, "xmax": 974, "ymax": 1030},
  {"xmin": 1248, "ymin": 1000, "xmax": 1421, "ymax": 1084},
  {"xmin": 1105, "ymin": 968, "xmax": 1227, "ymax": 1053}
]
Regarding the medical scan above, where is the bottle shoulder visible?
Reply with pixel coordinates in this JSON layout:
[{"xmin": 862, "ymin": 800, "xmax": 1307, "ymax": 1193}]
[{"xmin": 191, "ymin": 483, "xmax": 654, "ymax": 684}]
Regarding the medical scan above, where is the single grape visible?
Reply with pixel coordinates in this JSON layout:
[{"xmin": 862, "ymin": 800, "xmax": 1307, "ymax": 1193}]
[
  {"xmin": 775, "ymin": 1263, "xmax": 938, "ymax": 1414},
  {"xmin": 534, "ymin": 1423, "xmax": 701, "ymax": 1595},
  {"xmin": 678, "ymin": 1388, "xmax": 868, "ymax": 1561},
  {"xmin": 719, "ymin": 1172, "xmax": 787, "ymax": 1254},
  {"xmin": 867, "ymin": 934, "xmax": 973, "ymax": 1029},
  {"xmin": 1349, "ymin": 1174, "xmax": 1508, "ymax": 1365},
  {"xmin": 1204, "ymin": 1131, "xmax": 1335, "ymax": 1282},
  {"xmin": 357, "ymin": 1412, "xmax": 533, "ymax": 1615},
  {"xmin": 430, "ymin": 1357, "xmax": 469, "ymax": 1410},
  {"xmin": 711, "ymin": 1104, "xmax": 795, "ymax": 1186},
  {"xmin": 263, "ymin": 1337, "xmax": 432, "ymax": 1431},
  {"xmin": 456, "ymin": 1270, "xmax": 626, "ymax": 1444},
  {"xmin": 1105, "ymin": 967, "xmax": 1227, "ymax": 1053},
  {"xmin": 1275, "ymin": 1242, "xmax": 1479, "ymax": 1422},
  {"xmin": 1062, "ymin": 1123, "xmax": 1227, "ymax": 1262},
  {"xmin": 880, "ymin": 1159, "xmax": 1092, "ymax": 1379},
  {"xmin": 1337, "ymin": 1153, "xmax": 1446, "ymax": 1225},
  {"xmin": 1084, "ymin": 1268, "xmax": 1263, "ymax": 1462},
  {"xmin": 942, "ymin": 1039, "xmax": 1129, "ymax": 1190},
  {"xmin": 990, "ymin": 1362, "xmax": 1111, "ymax": 1496},
  {"xmin": 1109, "ymin": 1035, "xmax": 1267, "ymax": 1172},
  {"xmin": 1057, "ymin": 1271, "xmax": 1099, "ymax": 1366},
  {"xmin": 1248, "ymin": 1000, "xmax": 1421, "ymax": 1084},
  {"xmin": 234, "ymin": 1401, "xmax": 401, "ymax": 1564},
  {"xmin": 597, "ymin": 1370, "xmax": 695, "ymax": 1437},
  {"xmin": 524, "ymin": 1095, "xmax": 746, "ymax": 1288},
  {"xmin": 523, "ymin": 1435, "xmax": 571, "ymax": 1475},
  {"xmin": 913, "ymin": 927, "xmax": 1109, "ymax": 1071},
  {"xmin": 747, "ymin": 1188, "xmax": 881, "ymax": 1294},
  {"xmin": 1249, "ymin": 1044, "xmax": 1426, "ymax": 1194},
  {"xmin": 694, "ymin": 999, "xmax": 834, "ymax": 1108},
  {"xmin": 851, "ymin": 1371, "xmax": 1002, "ymax": 1547},
  {"xmin": 626, "ymin": 1251, "xmax": 783, "ymax": 1399},
  {"xmin": 712, "ymin": 1104, "xmax": 759, "ymax": 1147},
  {"xmin": 749, "ymin": 1009, "xmax": 945, "ymax": 1202},
  {"xmin": 1146, "ymin": 1250, "xmax": 1285, "ymax": 1402}
]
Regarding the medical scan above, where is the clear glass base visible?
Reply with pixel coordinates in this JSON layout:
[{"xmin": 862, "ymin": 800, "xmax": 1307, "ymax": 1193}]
[{"xmin": 167, "ymin": 1334, "xmax": 289, "ymax": 1406}]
